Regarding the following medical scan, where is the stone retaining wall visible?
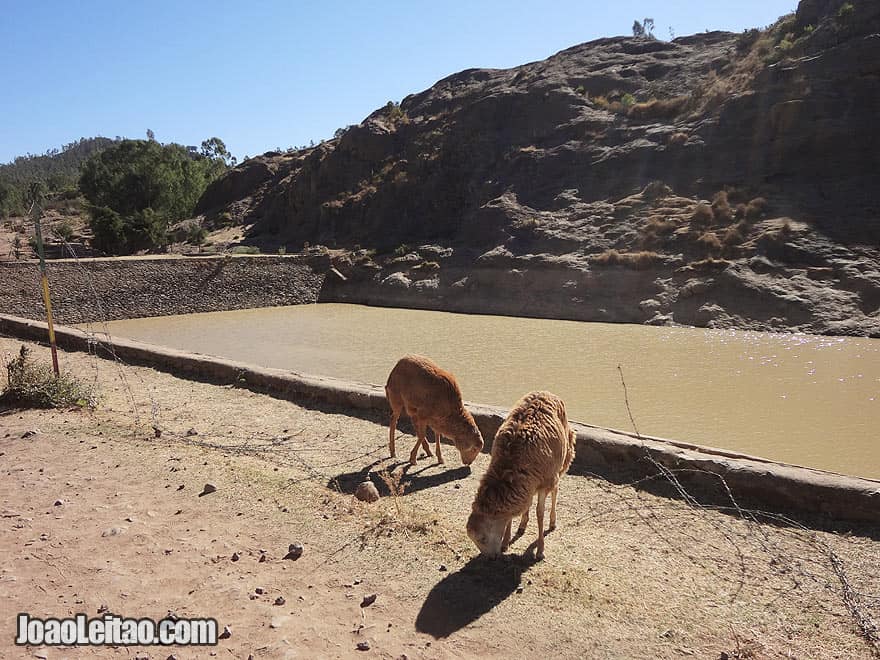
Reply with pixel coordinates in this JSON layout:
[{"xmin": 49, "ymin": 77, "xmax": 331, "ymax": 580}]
[
  {"xmin": 2, "ymin": 313, "xmax": 877, "ymax": 529},
  {"xmin": 0, "ymin": 255, "xmax": 325, "ymax": 324}
]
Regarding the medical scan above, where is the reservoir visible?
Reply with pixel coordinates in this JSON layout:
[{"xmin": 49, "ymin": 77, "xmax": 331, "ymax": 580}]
[{"xmin": 89, "ymin": 303, "xmax": 880, "ymax": 479}]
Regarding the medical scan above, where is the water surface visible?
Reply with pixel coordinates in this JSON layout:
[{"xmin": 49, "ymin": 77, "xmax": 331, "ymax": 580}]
[{"xmin": 89, "ymin": 303, "xmax": 880, "ymax": 479}]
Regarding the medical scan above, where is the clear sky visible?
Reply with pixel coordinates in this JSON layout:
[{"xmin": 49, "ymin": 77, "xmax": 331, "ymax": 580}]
[{"xmin": 0, "ymin": 0, "xmax": 796, "ymax": 164}]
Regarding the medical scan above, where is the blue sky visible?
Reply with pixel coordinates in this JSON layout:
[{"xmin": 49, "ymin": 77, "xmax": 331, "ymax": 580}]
[{"xmin": 0, "ymin": 1, "xmax": 796, "ymax": 164}]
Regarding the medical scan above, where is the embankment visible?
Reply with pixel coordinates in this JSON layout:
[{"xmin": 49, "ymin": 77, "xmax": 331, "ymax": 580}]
[
  {"xmin": 2, "ymin": 312, "xmax": 877, "ymax": 528},
  {"xmin": 0, "ymin": 255, "xmax": 325, "ymax": 324}
]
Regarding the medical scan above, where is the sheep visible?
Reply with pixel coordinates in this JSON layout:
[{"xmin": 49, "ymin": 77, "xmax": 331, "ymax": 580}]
[
  {"xmin": 466, "ymin": 391, "xmax": 576, "ymax": 560},
  {"xmin": 385, "ymin": 354, "xmax": 484, "ymax": 466}
]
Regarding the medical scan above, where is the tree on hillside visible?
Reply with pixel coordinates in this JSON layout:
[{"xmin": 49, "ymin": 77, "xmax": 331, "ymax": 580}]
[
  {"xmin": 632, "ymin": 18, "xmax": 655, "ymax": 39},
  {"xmin": 79, "ymin": 139, "xmax": 230, "ymax": 255},
  {"xmin": 0, "ymin": 136, "xmax": 118, "ymax": 216},
  {"xmin": 200, "ymin": 137, "xmax": 237, "ymax": 168}
]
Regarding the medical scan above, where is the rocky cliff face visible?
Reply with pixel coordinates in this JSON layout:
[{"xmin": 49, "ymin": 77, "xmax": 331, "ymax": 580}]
[{"xmin": 197, "ymin": 0, "xmax": 880, "ymax": 336}]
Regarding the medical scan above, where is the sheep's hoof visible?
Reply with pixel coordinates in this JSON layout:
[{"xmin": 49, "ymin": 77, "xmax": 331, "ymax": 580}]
[
  {"xmin": 547, "ymin": 524, "xmax": 556, "ymax": 532},
  {"xmin": 409, "ymin": 457, "xmax": 418, "ymax": 466},
  {"xmin": 437, "ymin": 458, "xmax": 445, "ymax": 465},
  {"xmin": 535, "ymin": 550, "xmax": 545, "ymax": 561}
]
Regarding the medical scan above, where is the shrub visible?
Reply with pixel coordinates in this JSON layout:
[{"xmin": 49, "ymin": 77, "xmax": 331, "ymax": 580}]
[
  {"xmin": 53, "ymin": 220, "xmax": 75, "ymax": 242},
  {"xmin": 745, "ymin": 197, "xmax": 768, "ymax": 220},
  {"xmin": 2, "ymin": 345, "xmax": 96, "ymax": 409},
  {"xmin": 620, "ymin": 93, "xmax": 636, "ymax": 108},
  {"xmin": 628, "ymin": 96, "xmax": 690, "ymax": 120},
  {"xmin": 711, "ymin": 191, "xmax": 733, "ymax": 224},
  {"xmin": 691, "ymin": 203, "xmax": 714, "ymax": 228},
  {"xmin": 837, "ymin": 3, "xmax": 854, "ymax": 22},
  {"xmin": 722, "ymin": 221, "xmax": 750, "ymax": 246},
  {"xmin": 575, "ymin": 85, "xmax": 586, "ymax": 96},
  {"xmin": 667, "ymin": 132, "xmax": 689, "ymax": 146},
  {"xmin": 393, "ymin": 243, "xmax": 411, "ymax": 257},
  {"xmin": 697, "ymin": 231, "xmax": 722, "ymax": 251},
  {"xmin": 592, "ymin": 249, "xmax": 662, "ymax": 269},
  {"xmin": 185, "ymin": 224, "xmax": 208, "ymax": 246}
]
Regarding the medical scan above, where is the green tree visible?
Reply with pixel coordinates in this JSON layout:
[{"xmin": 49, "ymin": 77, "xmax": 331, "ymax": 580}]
[{"xmin": 79, "ymin": 139, "xmax": 226, "ymax": 255}]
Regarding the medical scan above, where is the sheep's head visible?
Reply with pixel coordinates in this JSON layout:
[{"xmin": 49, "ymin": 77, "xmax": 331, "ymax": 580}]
[
  {"xmin": 466, "ymin": 511, "xmax": 507, "ymax": 558},
  {"xmin": 454, "ymin": 413, "xmax": 484, "ymax": 466}
]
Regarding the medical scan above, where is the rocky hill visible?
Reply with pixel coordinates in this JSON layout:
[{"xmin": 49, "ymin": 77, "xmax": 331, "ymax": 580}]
[{"xmin": 196, "ymin": 0, "xmax": 880, "ymax": 336}]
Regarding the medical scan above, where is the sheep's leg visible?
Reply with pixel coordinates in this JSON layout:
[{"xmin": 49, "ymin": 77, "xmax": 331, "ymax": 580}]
[
  {"xmin": 516, "ymin": 496, "xmax": 532, "ymax": 537},
  {"xmin": 388, "ymin": 409, "xmax": 400, "ymax": 458},
  {"xmin": 535, "ymin": 490, "xmax": 547, "ymax": 560},
  {"xmin": 502, "ymin": 518, "xmax": 512, "ymax": 551},
  {"xmin": 549, "ymin": 485, "xmax": 558, "ymax": 531},
  {"xmin": 420, "ymin": 432, "xmax": 433, "ymax": 457},
  {"xmin": 409, "ymin": 419, "xmax": 429, "ymax": 465},
  {"xmin": 434, "ymin": 429, "xmax": 444, "ymax": 465}
]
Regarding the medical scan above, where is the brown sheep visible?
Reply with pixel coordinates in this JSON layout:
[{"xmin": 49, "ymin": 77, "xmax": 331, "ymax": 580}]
[
  {"xmin": 385, "ymin": 354, "xmax": 484, "ymax": 466},
  {"xmin": 467, "ymin": 391, "xmax": 576, "ymax": 560}
]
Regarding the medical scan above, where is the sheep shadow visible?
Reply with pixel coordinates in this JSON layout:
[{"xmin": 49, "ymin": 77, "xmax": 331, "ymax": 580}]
[
  {"xmin": 415, "ymin": 554, "xmax": 536, "ymax": 638},
  {"xmin": 327, "ymin": 458, "xmax": 471, "ymax": 497}
]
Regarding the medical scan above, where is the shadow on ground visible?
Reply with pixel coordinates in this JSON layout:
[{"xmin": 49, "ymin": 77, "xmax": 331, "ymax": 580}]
[
  {"xmin": 415, "ymin": 554, "xmax": 536, "ymax": 638},
  {"xmin": 327, "ymin": 457, "xmax": 471, "ymax": 496}
]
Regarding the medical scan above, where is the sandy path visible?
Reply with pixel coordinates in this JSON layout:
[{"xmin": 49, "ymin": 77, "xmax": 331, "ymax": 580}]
[{"xmin": 1, "ymin": 337, "xmax": 878, "ymax": 659}]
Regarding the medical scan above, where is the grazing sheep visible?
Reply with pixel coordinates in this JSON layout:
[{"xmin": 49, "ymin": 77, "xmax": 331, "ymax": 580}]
[
  {"xmin": 385, "ymin": 354, "xmax": 484, "ymax": 466},
  {"xmin": 467, "ymin": 391, "xmax": 576, "ymax": 560}
]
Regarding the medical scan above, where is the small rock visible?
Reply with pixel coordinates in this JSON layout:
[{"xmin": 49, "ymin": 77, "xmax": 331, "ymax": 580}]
[
  {"xmin": 125, "ymin": 517, "xmax": 134, "ymax": 523},
  {"xmin": 356, "ymin": 641, "xmax": 370, "ymax": 651},
  {"xmin": 167, "ymin": 655, "xmax": 179, "ymax": 660},
  {"xmin": 258, "ymin": 553, "xmax": 267, "ymax": 563},
  {"xmin": 354, "ymin": 481, "xmax": 380, "ymax": 503},
  {"xmin": 199, "ymin": 483, "xmax": 217, "ymax": 496},
  {"xmin": 515, "ymin": 586, "xmax": 523, "ymax": 594},
  {"xmin": 53, "ymin": 499, "xmax": 64, "ymax": 506},
  {"xmin": 219, "ymin": 625, "xmax": 232, "ymax": 639},
  {"xmin": 360, "ymin": 593, "xmax": 377, "ymax": 608},
  {"xmin": 231, "ymin": 552, "xmax": 240, "ymax": 562},
  {"xmin": 101, "ymin": 526, "xmax": 126, "ymax": 537},
  {"xmin": 33, "ymin": 652, "xmax": 48, "ymax": 659},
  {"xmin": 176, "ymin": 484, "xmax": 185, "ymax": 491},
  {"xmin": 274, "ymin": 596, "xmax": 285, "ymax": 606},
  {"xmin": 186, "ymin": 428, "xmax": 198, "ymax": 436},
  {"xmin": 284, "ymin": 542, "xmax": 303, "ymax": 560},
  {"xmin": 453, "ymin": 483, "xmax": 461, "ymax": 489},
  {"xmin": 97, "ymin": 604, "xmax": 109, "ymax": 614},
  {"xmin": 269, "ymin": 616, "xmax": 289, "ymax": 629},
  {"xmin": 438, "ymin": 564, "xmax": 447, "ymax": 572},
  {"xmin": 255, "ymin": 587, "xmax": 265, "ymax": 595},
  {"xmin": 21, "ymin": 429, "xmax": 40, "ymax": 439}
]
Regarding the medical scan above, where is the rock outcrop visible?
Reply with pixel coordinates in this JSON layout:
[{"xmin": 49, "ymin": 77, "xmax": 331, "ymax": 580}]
[{"xmin": 198, "ymin": 0, "xmax": 880, "ymax": 336}]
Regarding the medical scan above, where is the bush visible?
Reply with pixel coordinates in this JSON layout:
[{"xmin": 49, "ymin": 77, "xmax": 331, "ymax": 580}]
[
  {"xmin": 745, "ymin": 197, "xmax": 768, "ymax": 220},
  {"xmin": 53, "ymin": 220, "xmax": 75, "ymax": 242},
  {"xmin": 591, "ymin": 249, "xmax": 662, "ymax": 269},
  {"xmin": 628, "ymin": 96, "xmax": 690, "ymax": 120},
  {"xmin": 711, "ymin": 191, "xmax": 733, "ymax": 224},
  {"xmin": 697, "ymin": 231, "xmax": 722, "ymax": 252},
  {"xmin": 393, "ymin": 243, "xmax": 411, "ymax": 257},
  {"xmin": 2, "ymin": 345, "xmax": 96, "ymax": 409},
  {"xmin": 231, "ymin": 245, "xmax": 260, "ymax": 254},
  {"xmin": 723, "ymin": 221, "xmax": 750, "ymax": 247},
  {"xmin": 837, "ymin": 3, "xmax": 854, "ymax": 21},
  {"xmin": 691, "ymin": 203, "xmax": 714, "ymax": 228},
  {"xmin": 79, "ymin": 139, "xmax": 227, "ymax": 255}
]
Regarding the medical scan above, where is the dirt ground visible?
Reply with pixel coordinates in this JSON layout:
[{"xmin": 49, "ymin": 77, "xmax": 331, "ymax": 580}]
[{"xmin": 1, "ymin": 337, "xmax": 879, "ymax": 659}]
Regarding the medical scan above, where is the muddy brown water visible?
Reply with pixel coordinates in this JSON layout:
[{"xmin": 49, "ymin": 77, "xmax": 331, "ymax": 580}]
[{"xmin": 88, "ymin": 303, "xmax": 880, "ymax": 479}]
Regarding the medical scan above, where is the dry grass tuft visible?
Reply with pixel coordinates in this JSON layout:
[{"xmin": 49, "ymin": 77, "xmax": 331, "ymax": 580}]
[
  {"xmin": 667, "ymin": 132, "xmax": 689, "ymax": 147},
  {"xmin": 745, "ymin": 197, "xmax": 768, "ymax": 220},
  {"xmin": 627, "ymin": 95, "xmax": 691, "ymax": 120},
  {"xmin": 691, "ymin": 203, "xmax": 714, "ymax": 228},
  {"xmin": 697, "ymin": 231, "xmax": 722, "ymax": 252},
  {"xmin": 592, "ymin": 249, "xmax": 663, "ymax": 269},
  {"xmin": 711, "ymin": 191, "xmax": 733, "ymax": 224}
]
